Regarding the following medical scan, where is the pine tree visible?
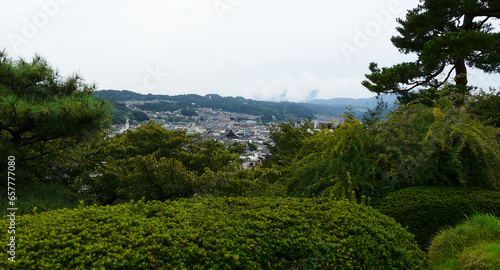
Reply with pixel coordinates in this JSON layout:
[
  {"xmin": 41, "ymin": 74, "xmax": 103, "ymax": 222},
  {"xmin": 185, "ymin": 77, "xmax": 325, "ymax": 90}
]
[
  {"xmin": 362, "ymin": 0, "xmax": 500, "ymax": 101},
  {"xmin": 0, "ymin": 50, "xmax": 110, "ymax": 185}
]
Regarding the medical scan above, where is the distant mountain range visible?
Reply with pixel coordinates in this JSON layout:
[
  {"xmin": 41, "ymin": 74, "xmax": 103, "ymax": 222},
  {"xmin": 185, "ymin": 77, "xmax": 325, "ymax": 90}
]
[
  {"xmin": 307, "ymin": 94, "xmax": 398, "ymax": 107},
  {"xmin": 95, "ymin": 90, "xmax": 397, "ymax": 121},
  {"xmin": 303, "ymin": 94, "xmax": 398, "ymax": 116}
]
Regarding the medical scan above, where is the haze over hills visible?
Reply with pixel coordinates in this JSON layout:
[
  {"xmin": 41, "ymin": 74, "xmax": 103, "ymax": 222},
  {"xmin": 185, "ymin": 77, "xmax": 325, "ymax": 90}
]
[{"xmin": 307, "ymin": 94, "xmax": 398, "ymax": 107}]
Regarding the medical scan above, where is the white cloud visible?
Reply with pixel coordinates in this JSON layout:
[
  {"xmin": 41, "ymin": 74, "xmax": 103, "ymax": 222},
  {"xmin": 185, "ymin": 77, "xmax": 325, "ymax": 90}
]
[
  {"xmin": 5, "ymin": 0, "xmax": 498, "ymax": 103},
  {"xmin": 220, "ymin": 71, "xmax": 375, "ymax": 102}
]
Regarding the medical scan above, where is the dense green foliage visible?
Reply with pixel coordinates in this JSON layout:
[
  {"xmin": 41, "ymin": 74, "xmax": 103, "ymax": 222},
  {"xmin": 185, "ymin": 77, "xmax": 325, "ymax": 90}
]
[
  {"xmin": 264, "ymin": 120, "xmax": 316, "ymax": 167},
  {"xmin": 259, "ymin": 93, "xmax": 500, "ymax": 202},
  {"xmin": 180, "ymin": 106, "xmax": 198, "ymax": 117},
  {"xmin": 429, "ymin": 213, "xmax": 500, "ymax": 269},
  {"xmin": 0, "ymin": 197, "xmax": 428, "ymax": 269},
  {"xmin": 285, "ymin": 116, "xmax": 384, "ymax": 202},
  {"xmin": 467, "ymin": 89, "xmax": 500, "ymax": 128},
  {"xmin": 377, "ymin": 95, "xmax": 500, "ymax": 190},
  {"xmin": 260, "ymin": 113, "xmax": 386, "ymax": 201},
  {"xmin": 363, "ymin": 0, "xmax": 500, "ymax": 101},
  {"xmin": 2, "ymin": 0, "xmax": 500, "ymax": 264},
  {"xmin": 109, "ymin": 100, "xmax": 149, "ymax": 125},
  {"xmin": 229, "ymin": 142, "xmax": 248, "ymax": 154},
  {"xmin": 0, "ymin": 51, "xmax": 110, "ymax": 185},
  {"xmin": 0, "ymin": 182, "xmax": 79, "ymax": 216},
  {"xmin": 75, "ymin": 121, "xmax": 254, "ymax": 205},
  {"xmin": 372, "ymin": 186, "xmax": 500, "ymax": 249},
  {"xmin": 95, "ymin": 89, "xmax": 154, "ymax": 101}
]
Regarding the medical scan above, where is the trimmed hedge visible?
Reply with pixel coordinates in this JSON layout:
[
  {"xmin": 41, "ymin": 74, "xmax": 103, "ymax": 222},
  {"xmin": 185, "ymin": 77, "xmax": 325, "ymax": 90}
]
[
  {"xmin": 372, "ymin": 186, "xmax": 500, "ymax": 250},
  {"xmin": 0, "ymin": 197, "xmax": 428, "ymax": 269}
]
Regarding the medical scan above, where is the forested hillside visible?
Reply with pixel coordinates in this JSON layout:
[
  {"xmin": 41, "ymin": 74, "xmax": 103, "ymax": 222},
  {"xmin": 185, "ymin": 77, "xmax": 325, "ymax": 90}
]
[
  {"xmin": 108, "ymin": 100, "xmax": 150, "ymax": 124},
  {"xmin": 95, "ymin": 89, "xmax": 391, "ymax": 120},
  {"xmin": 96, "ymin": 90, "xmax": 315, "ymax": 120}
]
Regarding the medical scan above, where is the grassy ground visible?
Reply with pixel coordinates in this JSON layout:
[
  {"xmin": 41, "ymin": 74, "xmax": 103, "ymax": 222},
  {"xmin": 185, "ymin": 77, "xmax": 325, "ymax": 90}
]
[{"xmin": 429, "ymin": 213, "xmax": 500, "ymax": 269}]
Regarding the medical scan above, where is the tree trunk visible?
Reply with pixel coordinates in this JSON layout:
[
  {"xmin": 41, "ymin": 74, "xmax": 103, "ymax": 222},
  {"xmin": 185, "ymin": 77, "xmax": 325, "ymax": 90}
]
[
  {"xmin": 454, "ymin": 13, "xmax": 475, "ymax": 87},
  {"xmin": 454, "ymin": 57, "xmax": 468, "ymax": 86}
]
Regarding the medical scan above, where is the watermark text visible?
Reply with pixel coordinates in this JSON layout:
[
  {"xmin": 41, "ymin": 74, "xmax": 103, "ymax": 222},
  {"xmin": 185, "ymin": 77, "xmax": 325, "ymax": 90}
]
[
  {"xmin": 6, "ymin": 156, "xmax": 17, "ymax": 263},
  {"xmin": 339, "ymin": 0, "xmax": 403, "ymax": 62},
  {"xmin": 8, "ymin": 0, "xmax": 70, "ymax": 53}
]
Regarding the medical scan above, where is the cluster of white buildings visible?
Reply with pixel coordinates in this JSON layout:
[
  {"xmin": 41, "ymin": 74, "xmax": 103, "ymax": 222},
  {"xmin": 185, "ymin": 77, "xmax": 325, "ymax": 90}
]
[{"xmin": 111, "ymin": 101, "xmax": 343, "ymax": 169}]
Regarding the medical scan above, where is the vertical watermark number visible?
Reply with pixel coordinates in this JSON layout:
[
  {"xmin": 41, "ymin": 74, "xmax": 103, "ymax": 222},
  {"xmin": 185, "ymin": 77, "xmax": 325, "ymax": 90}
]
[{"xmin": 6, "ymin": 156, "xmax": 16, "ymax": 263}]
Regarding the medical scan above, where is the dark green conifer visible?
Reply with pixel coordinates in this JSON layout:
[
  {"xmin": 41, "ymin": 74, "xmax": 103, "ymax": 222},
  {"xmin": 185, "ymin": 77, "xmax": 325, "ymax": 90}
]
[
  {"xmin": 363, "ymin": 0, "xmax": 500, "ymax": 102},
  {"xmin": 0, "ymin": 50, "xmax": 110, "ymax": 185}
]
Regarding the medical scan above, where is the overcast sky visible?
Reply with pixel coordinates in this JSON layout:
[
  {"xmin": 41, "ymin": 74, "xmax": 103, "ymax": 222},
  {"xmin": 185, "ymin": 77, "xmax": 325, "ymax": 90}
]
[{"xmin": 1, "ymin": 0, "xmax": 498, "ymax": 102}]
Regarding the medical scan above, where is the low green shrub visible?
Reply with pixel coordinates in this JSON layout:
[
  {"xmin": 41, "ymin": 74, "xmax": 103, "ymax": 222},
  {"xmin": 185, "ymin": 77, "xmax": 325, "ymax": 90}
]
[
  {"xmin": 0, "ymin": 197, "xmax": 428, "ymax": 269},
  {"xmin": 429, "ymin": 214, "xmax": 500, "ymax": 270},
  {"xmin": 372, "ymin": 186, "xmax": 500, "ymax": 249}
]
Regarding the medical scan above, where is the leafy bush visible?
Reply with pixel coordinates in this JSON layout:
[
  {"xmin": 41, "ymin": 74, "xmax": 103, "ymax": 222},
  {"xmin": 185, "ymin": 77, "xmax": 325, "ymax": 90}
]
[
  {"xmin": 262, "ymin": 94, "xmax": 500, "ymax": 202},
  {"xmin": 286, "ymin": 116, "xmax": 384, "ymax": 202},
  {"xmin": 377, "ymin": 96, "xmax": 500, "ymax": 190},
  {"xmin": 263, "ymin": 120, "xmax": 316, "ymax": 167},
  {"xmin": 467, "ymin": 89, "xmax": 500, "ymax": 128},
  {"xmin": 0, "ymin": 197, "xmax": 428, "ymax": 269},
  {"xmin": 75, "ymin": 121, "xmax": 249, "ymax": 205},
  {"xmin": 372, "ymin": 186, "xmax": 500, "ymax": 249},
  {"xmin": 429, "ymin": 214, "xmax": 500, "ymax": 270}
]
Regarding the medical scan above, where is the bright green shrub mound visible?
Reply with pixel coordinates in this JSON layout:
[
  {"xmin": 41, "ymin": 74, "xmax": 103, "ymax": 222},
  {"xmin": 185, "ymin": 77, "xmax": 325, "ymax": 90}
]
[
  {"xmin": 372, "ymin": 186, "xmax": 500, "ymax": 250},
  {"xmin": 429, "ymin": 214, "xmax": 500, "ymax": 270},
  {"xmin": 0, "ymin": 197, "xmax": 428, "ymax": 269}
]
